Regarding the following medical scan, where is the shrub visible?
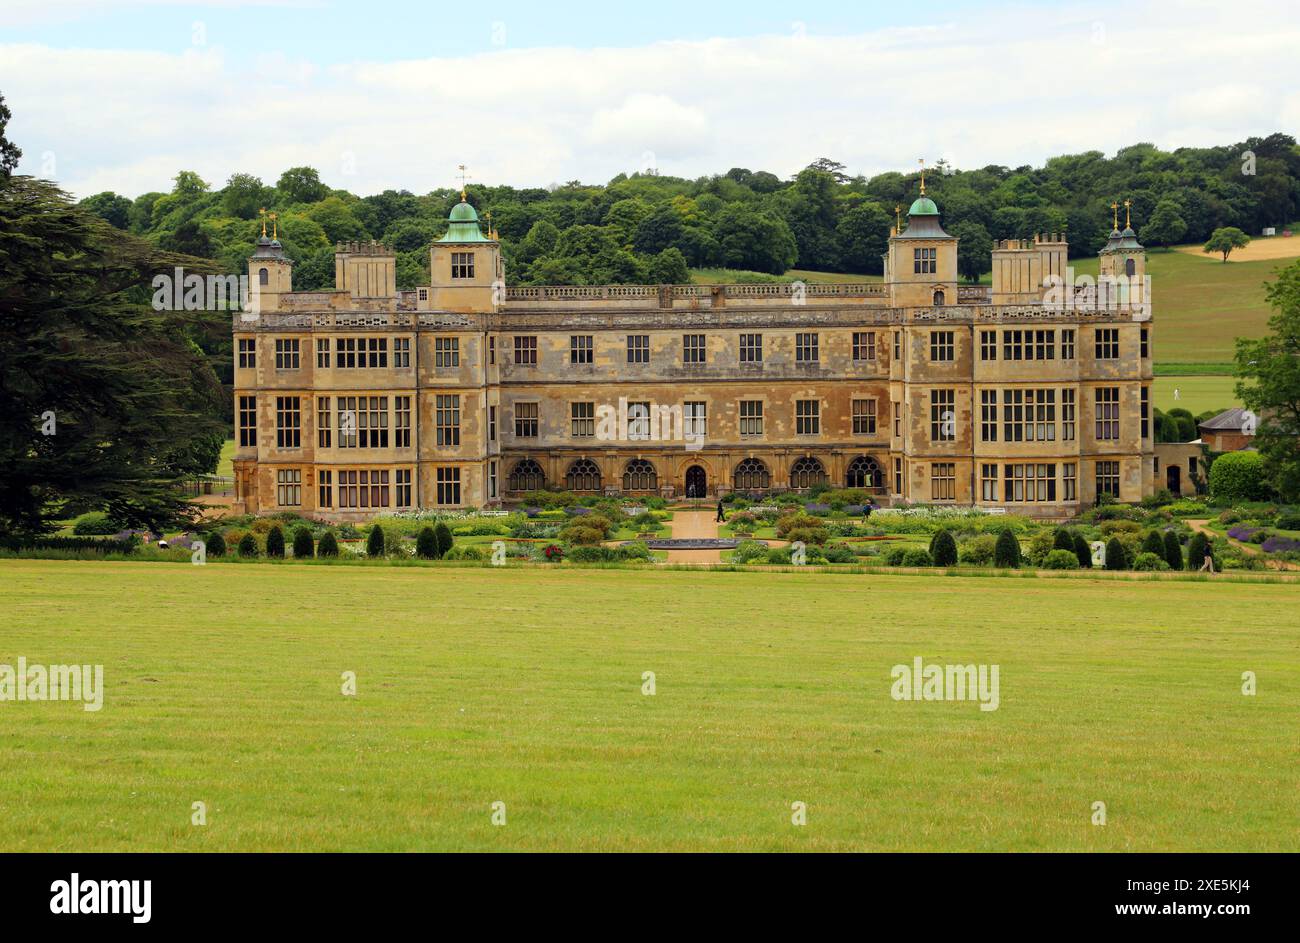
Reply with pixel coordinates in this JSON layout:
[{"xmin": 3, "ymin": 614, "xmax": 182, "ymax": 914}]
[
  {"xmin": 366, "ymin": 524, "xmax": 386, "ymax": 558},
  {"xmin": 205, "ymin": 531, "xmax": 227, "ymax": 558},
  {"xmin": 1104, "ymin": 536, "xmax": 1128, "ymax": 570},
  {"xmin": 71, "ymin": 512, "xmax": 122, "ymax": 536},
  {"xmin": 765, "ymin": 547, "xmax": 793, "ymax": 565},
  {"xmin": 959, "ymin": 534, "xmax": 997, "ymax": 565},
  {"xmin": 631, "ymin": 511, "xmax": 661, "ymax": 531},
  {"xmin": 1043, "ymin": 549, "xmax": 1080, "ymax": 570},
  {"xmin": 822, "ymin": 544, "xmax": 858, "ymax": 564},
  {"xmin": 1162, "ymin": 531, "xmax": 1183, "ymax": 570},
  {"xmin": 292, "ymin": 527, "xmax": 314, "ymax": 558},
  {"xmin": 775, "ymin": 513, "xmax": 821, "ymax": 539},
  {"xmin": 434, "ymin": 522, "xmax": 454, "ymax": 558},
  {"xmin": 1099, "ymin": 519, "xmax": 1142, "ymax": 538},
  {"xmin": 1052, "ymin": 527, "xmax": 1075, "ymax": 552},
  {"xmin": 783, "ymin": 524, "xmax": 829, "ymax": 546},
  {"xmin": 883, "ymin": 546, "xmax": 909, "ymax": 566},
  {"xmin": 1024, "ymin": 529, "xmax": 1057, "ymax": 566},
  {"xmin": 901, "ymin": 547, "xmax": 933, "ymax": 567},
  {"xmin": 930, "ymin": 530, "xmax": 958, "ymax": 566},
  {"xmin": 559, "ymin": 523, "xmax": 606, "ymax": 546},
  {"xmin": 317, "ymin": 531, "xmax": 339, "ymax": 557},
  {"xmin": 1072, "ymin": 533, "xmax": 1092, "ymax": 568},
  {"xmin": 416, "ymin": 526, "xmax": 439, "ymax": 559},
  {"xmin": 1133, "ymin": 552, "xmax": 1170, "ymax": 571},
  {"xmin": 1140, "ymin": 530, "xmax": 1166, "ymax": 558},
  {"xmin": 1209, "ymin": 451, "xmax": 1268, "ymax": 502},
  {"xmin": 237, "ymin": 533, "xmax": 258, "ymax": 558},
  {"xmin": 265, "ymin": 525, "xmax": 285, "ymax": 558},
  {"xmin": 1186, "ymin": 531, "xmax": 1213, "ymax": 569},
  {"xmin": 994, "ymin": 529, "xmax": 1021, "ymax": 568},
  {"xmin": 444, "ymin": 544, "xmax": 486, "ymax": 561},
  {"xmin": 1275, "ymin": 513, "xmax": 1300, "ymax": 531},
  {"xmin": 732, "ymin": 540, "xmax": 769, "ymax": 564},
  {"xmin": 617, "ymin": 541, "xmax": 652, "ymax": 562}
]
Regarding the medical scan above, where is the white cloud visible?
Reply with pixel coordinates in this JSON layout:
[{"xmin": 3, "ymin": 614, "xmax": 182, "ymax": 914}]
[{"xmin": 2, "ymin": 0, "xmax": 1298, "ymax": 198}]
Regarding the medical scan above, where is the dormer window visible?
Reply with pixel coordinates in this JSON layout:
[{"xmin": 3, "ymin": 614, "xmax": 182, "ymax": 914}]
[
  {"xmin": 451, "ymin": 252, "xmax": 475, "ymax": 279},
  {"xmin": 913, "ymin": 247, "xmax": 936, "ymax": 274}
]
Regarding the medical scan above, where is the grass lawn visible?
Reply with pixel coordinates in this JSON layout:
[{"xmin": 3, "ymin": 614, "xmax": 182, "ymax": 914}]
[
  {"xmin": 216, "ymin": 438, "xmax": 235, "ymax": 478},
  {"xmin": 1153, "ymin": 375, "xmax": 1241, "ymax": 414},
  {"xmin": 2, "ymin": 559, "xmax": 1296, "ymax": 852}
]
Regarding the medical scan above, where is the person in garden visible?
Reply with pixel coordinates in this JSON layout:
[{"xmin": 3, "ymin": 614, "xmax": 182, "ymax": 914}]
[
  {"xmin": 1200, "ymin": 548, "xmax": 1215, "ymax": 573},
  {"xmin": 715, "ymin": 499, "xmax": 725, "ymax": 523}
]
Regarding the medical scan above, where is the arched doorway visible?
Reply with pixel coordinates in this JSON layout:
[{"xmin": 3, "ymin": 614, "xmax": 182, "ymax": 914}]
[{"xmin": 684, "ymin": 465, "xmax": 707, "ymax": 498}]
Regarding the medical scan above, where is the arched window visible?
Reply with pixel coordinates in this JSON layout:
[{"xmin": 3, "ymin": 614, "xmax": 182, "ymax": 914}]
[
  {"xmin": 733, "ymin": 458, "xmax": 770, "ymax": 491},
  {"xmin": 790, "ymin": 456, "xmax": 827, "ymax": 490},
  {"xmin": 1125, "ymin": 258, "xmax": 1136, "ymax": 277},
  {"xmin": 507, "ymin": 459, "xmax": 545, "ymax": 492},
  {"xmin": 846, "ymin": 455, "xmax": 883, "ymax": 489},
  {"xmin": 258, "ymin": 267, "xmax": 269, "ymax": 286},
  {"xmin": 623, "ymin": 459, "xmax": 657, "ymax": 492},
  {"xmin": 933, "ymin": 289, "xmax": 945, "ymax": 306},
  {"xmin": 566, "ymin": 458, "xmax": 601, "ymax": 492}
]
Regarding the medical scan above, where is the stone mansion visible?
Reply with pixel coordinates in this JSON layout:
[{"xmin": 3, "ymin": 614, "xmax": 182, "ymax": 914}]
[{"xmin": 231, "ymin": 187, "xmax": 1159, "ymax": 520}]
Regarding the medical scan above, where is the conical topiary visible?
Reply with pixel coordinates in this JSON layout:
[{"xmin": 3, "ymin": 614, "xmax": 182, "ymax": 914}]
[
  {"xmin": 367, "ymin": 524, "xmax": 386, "ymax": 558},
  {"xmin": 318, "ymin": 531, "xmax": 339, "ymax": 558},
  {"xmin": 265, "ymin": 525, "xmax": 285, "ymax": 558},
  {"xmin": 1163, "ymin": 531, "xmax": 1183, "ymax": 571},
  {"xmin": 994, "ymin": 528, "xmax": 1021, "ymax": 568},
  {"xmin": 292, "ymin": 526, "xmax": 314, "ymax": 558},
  {"xmin": 416, "ymin": 526, "xmax": 438, "ymax": 559}
]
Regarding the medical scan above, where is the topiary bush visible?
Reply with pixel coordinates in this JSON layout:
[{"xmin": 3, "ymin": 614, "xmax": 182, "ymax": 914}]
[
  {"xmin": 444, "ymin": 544, "xmax": 486, "ymax": 561},
  {"xmin": 1163, "ymin": 531, "xmax": 1183, "ymax": 570},
  {"xmin": 318, "ymin": 531, "xmax": 339, "ymax": 557},
  {"xmin": 959, "ymin": 534, "xmax": 997, "ymax": 565},
  {"xmin": 1043, "ymin": 548, "xmax": 1080, "ymax": 570},
  {"xmin": 901, "ymin": 547, "xmax": 933, "ymax": 567},
  {"xmin": 930, "ymin": 530, "xmax": 958, "ymax": 566},
  {"xmin": 1186, "ymin": 530, "xmax": 1212, "ymax": 569},
  {"xmin": 1141, "ymin": 529, "xmax": 1166, "ymax": 558},
  {"xmin": 883, "ymin": 546, "xmax": 908, "ymax": 566},
  {"xmin": 1209, "ymin": 451, "xmax": 1268, "ymax": 503},
  {"xmin": 434, "ymin": 522, "xmax": 454, "ymax": 558},
  {"xmin": 72, "ymin": 511, "xmax": 123, "ymax": 536},
  {"xmin": 732, "ymin": 540, "xmax": 769, "ymax": 564},
  {"xmin": 292, "ymin": 526, "xmax": 313, "ymax": 559},
  {"xmin": 205, "ymin": 531, "xmax": 227, "ymax": 558},
  {"xmin": 1104, "ymin": 536, "xmax": 1128, "ymax": 570},
  {"xmin": 366, "ymin": 524, "xmax": 386, "ymax": 558},
  {"xmin": 994, "ymin": 528, "xmax": 1021, "ymax": 568},
  {"xmin": 416, "ymin": 526, "xmax": 438, "ymax": 559},
  {"xmin": 1052, "ymin": 527, "xmax": 1075, "ymax": 552},
  {"xmin": 265, "ymin": 525, "xmax": 285, "ymax": 558},
  {"xmin": 1133, "ymin": 551, "xmax": 1170, "ymax": 571},
  {"xmin": 1072, "ymin": 533, "xmax": 1092, "ymax": 568},
  {"xmin": 238, "ymin": 533, "xmax": 258, "ymax": 558}
]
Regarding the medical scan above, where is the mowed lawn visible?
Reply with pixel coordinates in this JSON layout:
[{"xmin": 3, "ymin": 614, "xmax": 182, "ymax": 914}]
[
  {"xmin": 1153, "ymin": 375, "xmax": 1241, "ymax": 414},
  {"xmin": 2, "ymin": 559, "xmax": 1297, "ymax": 852}
]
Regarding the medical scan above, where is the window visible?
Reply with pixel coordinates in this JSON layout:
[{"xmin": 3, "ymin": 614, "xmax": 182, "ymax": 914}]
[
  {"xmin": 739, "ymin": 333, "xmax": 763, "ymax": 363},
  {"xmin": 488, "ymin": 336, "xmax": 495, "ymax": 365},
  {"xmin": 1140, "ymin": 328, "xmax": 1149, "ymax": 359},
  {"xmin": 846, "ymin": 456, "xmax": 882, "ymax": 489},
  {"xmin": 566, "ymin": 459, "xmax": 601, "ymax": 492},
  {"xmin": 1096, "ymin": 460, "xmax": 1120, "ymax": 498},
  {"xmin": 1063, "ymin": 463, "xmax": 1077, "ymax": 501},
  {"xmin": 624, "ymin": 459, "xmax": 657, "ymax": 492},
  {"xmin": 1034, "ymin": 330, "xmax": 1055, "ymax": 360},
  {"xmin": 395, "ymin": 396, "xmax": 411, "ymax": 448},
  {"xmin": 1140, "ymin": 387, "xmax": 1150, "ymax": 439},
  {"xmin": 276, "ymin": 469, "xmax": 301, "ymax": 507},
  {"xmin": 930, "ymin": 389, "xmax": 955, "ymax": 442},
  {"xmin": 684, "ymin": 401, "xmax": 707, "ymax": 438},
  {"xmin": 395, "ymin": 469, "xmax": 412, "ymax": 508},
  {"xmin": 852, "ymin": 332, "xmax": 876, "ymax": 362},
  {"xmin": 1095, "ymin": 328, "xmax": 1119, "ymax": 360},
  {"xmin": 332, "ymin": 337, "xmax": 387, "ymax": 368},
  {"xmin": 275, "ymin": 338, "xmax": 299, "ymax": 370},
  {"xmin": 238, "ymin": 338, "xmax": 256, "ymax": 368},
  {"xmin": 893, "ymin": 401, "xmax": 901, "ymax": 438},
  {"xmin": 930, "ymin": 462, "xmax": 956, "ymax": 501},
  {"xmin": 435, "ymin": 395, "xmax": 458, "ymax": 448},
  {"xmin": 451, "ymin": 251, "xmax": 475, "ymax": 279},
  {"xmin": 913, "ymin": 247, "xmax": 937, "ymax": 274},
  {"xmin": 1061, "ymin": 329, "xmax": 1076, "ymax": 360},
  {"xmin": 509, "ymin": 459, "xmax": 545, "ymax": 492},
  {"xmin": 514, "ymin": 402, "xmax": 538, "ymax": 438},
  {"xmin": 733, "ymin": 458, "xmax": 769, "ymax": 490},
  {"xmin": 258, "ymin": 267, "xmax": 268, "ymax": 286},
  {"xmin": 795, "ymin": 399, "xmax": 820, "ymax": 435},
  {"xmin": 683, "ymin": 334, "xmax": 706, "ymax": 364},
  {"xmin": 1062, "ymin": 389, "xmax": 1076, "ymax": 441},
  {"xmin": 339, "ymin": 469, "xmax": 390, "ymax": 509},
  {"xmin": 570, "ymin": 335, "xmax": 593, "ymax": 365},
  {"xmin": 1032, "ymin": 389, "xmax": 1056, "ymax": 441},
  {"xmin": 980, "ymin": 330, "xmax": 997, "ymax": 361},
  {"xmin": 795, "ymin": 332, "xmax": 819, "ymax": 363},
  {"xmin": 980, "ymin": 464, "xmax": 998, "ymax": 502},
  {"xmin": 894, "ymin": 457, "xmax": 903, "ymax": 494},
  {"xmin": 627, "ymin": 334, "xmax": 650, "ymax": 364},
  {"xmin": 980, "ymin": 390, "xmax": 998, "ymax": 442},
  {"xmin": 571, "ymin": 402, "xmax": 595, "ymax": 438},
  {"xmin": 318, "ymin": 469, "xmax": 333, "ymax": 508},
  {"xmin": 930, "ymin": 330, "xmax": 954, "ymax": 362},
  {"xmin": 365, "ymin": 338, "xmax": 387, "ymax": 368},
  {"xmin": 238, "ymin": 395, "xmax": 257, "ymax": 447},
  {"xmin": 275, "ymin": 396, "xmax": 300, "ymax": 449},
  {"xmin": 1001, "ymin": 390, "xmax": 1056, "ymax": 442},
  {"xmin": 1095, "ymin": 387, "xmax": 1120, "ymax": 440},
  {"xmin": 513, "ymin": 335, "xmax": 537, "ymax": 366},
  {"xmin": 418, "ymin": 288, "xmax": 428, "ymax": 301},
  {"xmin": 893, "ymin": 331, "xmax": 901, "ymax": 360},
  {"xmin": 316, "ymin": 338, "xmax": 330, "ymax": 368},
  {"xmin": 739, "ymin": 401, "xmax": 763, "ymax": 436},
  {"xmin": 933, "ymin": 289, "xmax": 945, "ymax": 306},
  {"xmin": 317, "ymin": 396, "xmax": 331, "ymax": 448},
  {"xmin": 1002, "ymin": 389, "xmax": 1025, "ymax": 441},
  {"xmin": 336, "ymin": 396, "xmax": 388, "ymax": 448},
  {"xmin": 394, "ymin": 337, "xmax": 410, "ymax": 368},
  {"xmin": 1004, "ymin": 463, "xmax": 1057, "ymax": 502},
  {"xmin": 790, "ymin": 457, "xmax": 827, "ymax": 489},
  {"xmin": 627, "ymin": 401, "xmax": 652, "ymax": 440},
  {"xmin": 435, "ymin": 337, "xmax": 459, "ymax": 368},
  {"xmin": 852, "ymin": 399, "xmax": 877, "ymax": 435},
  {"xmin": 488, "ymin": 405, "xmax": 497, "ymax": 442},
  {"xmin": 435, "ymin": 467, "xmax": 461, "ymax": 505},
  {"xmin": 488, "ymin": 461, "xmax": 497, "ymax": 500}
]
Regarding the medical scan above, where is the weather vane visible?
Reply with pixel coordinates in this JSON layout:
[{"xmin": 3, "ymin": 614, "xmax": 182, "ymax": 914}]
[
  {"xmin": 457, "ymin": 164, "xmax": 471, "ymax": 202},
  {"xmin": 918, "ymin": 158, "xmax": 926, "ymax": 195},
  {"xmin": 268, "ymin": 211, "xmax": 278, "ymax": 241}
]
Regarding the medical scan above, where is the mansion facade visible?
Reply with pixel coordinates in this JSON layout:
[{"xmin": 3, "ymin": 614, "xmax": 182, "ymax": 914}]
[{"xmin": 231, "ymin": 189, "xmax": 1157, "ymax": 520}]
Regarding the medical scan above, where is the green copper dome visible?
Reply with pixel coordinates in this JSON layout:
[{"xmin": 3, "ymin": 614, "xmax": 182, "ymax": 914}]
[
  {"xmin": 438, "ymin": 199, "xmax": 491, "ymax": 243},
  {"xmin": 449, "ymin": 200, "xmax": 479, "ymax": 222},
  {"xmin": 908, "ymin": 196, "xmax": 939, "ymax": 216}
]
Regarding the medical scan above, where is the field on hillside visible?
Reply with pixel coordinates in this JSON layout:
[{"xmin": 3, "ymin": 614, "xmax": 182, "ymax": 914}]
[
  {"xmin": 1153, "ymin": 375, "xmax": 1241, "ymax": 413},
  {"xmin": 3, "ymin": 559, "xmax": 1297, "ymax": 852}
]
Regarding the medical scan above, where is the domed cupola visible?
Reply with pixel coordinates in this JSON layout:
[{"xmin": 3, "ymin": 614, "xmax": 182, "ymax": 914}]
[{"xmin": 438, "ymin": 188, "xmax": 492, "ymax": 243}]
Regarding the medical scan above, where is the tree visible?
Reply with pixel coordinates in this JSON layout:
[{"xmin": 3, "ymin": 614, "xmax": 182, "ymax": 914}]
[
  {"xmin": 0, "ymin": 175, "xmax": 226, "ymax": 535},
  {"xmin": 1203, "ymin": 226, "xmax": 1250, "ymax": 262},
  {"xmin": 1052, "ymin": 527, "xmax": 1075, "ymax": 552},
  {"xmin": 265, "ymin": 525, "xmax": 285, "ymax": 558},
  {"xmin": 366, "ymin": 524, "xmax": 386, "ymax": 557},
  {"xmin": 434, "ymin": 522, "xmax": 454, "ymax": 558},
  {"xmin": 1141, "ymin": 529, "xmax": 1165, "ymax": 557},
  {"xmin": 1104, "ymin": 537, "xmax": 1128, "ymax": 571},
  {"xmin": 205, "ymin": 531, "xmax": 227, "ymax": 557},
  {"xmin": 416, "ymin": 526, "xmax": 438, "ymax": 559},
  {"xmin": 277, "ymin": 166, "xmax": 329, "ymax": 204},
  {"xmin": 632, "ymin": 205, "xmax": 685, "ymax": 255},
  {"xmin": 994, "ymin": 528, "xmax": 1021, "ymax": 568},
  {"xmin": 1187, "ymin": 531, "xmax": 1214, "ymax": 571},
  {"xmin": 78, "ymin": 192, "xmax": 133, "ymax": 230},
  {"xmin": 292, "ymin": 527, "xmax": 314, "ymax": 558},
  {"xmin": 931, "ymin": 530, "xmax": 958, "ymax": 566},
  {"xmin": 835, "ymin": 204, "xmax": 890, "ymax": 275},
  {"xmin": 1234, "ymin": 260, "xmax": 1300, "ymax": 500},
  {"xmin": 221, "ymin": 173, "xmax": 269, "ymax": 220},
  {"xmin": 1163, "ymin": 531, "xmax": 1183, "ymax": 571},
  {"xmin": 713, "ymin": 205, "xmax": 797, "ymax": 274},
  {"xmin": 0, "ymin": 92, "xmax": 21, "ymax": 176},
  {"xmin": 1139, "ymin": 199, "xmax": 1187, "ymax": 247},
  {"xmin": 1072, "ymin": 533, "xmax": 1092, "ymax": 569},
  {"xmin": 648, "ymin": 247, "xmax": 690, "ymax": 284},
  {"xmin": 238, "ymin": 533, "xmax": 258, "ymax": 557},
  {"xmin": 951, "ymin": 220, "xmax": 993, "ymax": 282},
  {"xmin": 318, "ymin": 532, "xmax": 339, "ymax": 558}
]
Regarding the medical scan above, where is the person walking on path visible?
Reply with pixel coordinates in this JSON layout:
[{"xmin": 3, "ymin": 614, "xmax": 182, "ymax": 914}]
[
  {"xmin": 715, "ymin": 499, "xmax": 726, "ymax": 523},
  {"xmin": 1200, "ymin": 548, "xmax": 1215, "ymax": 573}
]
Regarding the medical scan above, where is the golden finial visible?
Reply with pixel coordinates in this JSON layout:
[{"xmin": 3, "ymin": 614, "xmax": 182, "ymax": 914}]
[
  {"xmin": 1110, "ymin": 202, "xmax": 1119, "ymax": 230},
  {"xmin": 258, "ymin": 207, "xmax": 268, "ymax": 238},
  {"xmin": 894, "ymin": 204, "xmax": 901, "ymax": 232},
  {"xmin": 268, "ymin": 211, "xmax": 278, "ymax": 241},
  {"xmin": 918, "ymin": 158, "xmax": 926, "ymax": 196},
  {"xmin": 457, "ymin": 164, "xmax": 471, "ymax": 202},
  {"xmin": 484, "ymin": 209, "xmax": 492, "ymax": 237},
  {"xmin": 1123, "ymin": 199, "xmax": 1131, "ymax": 230}
]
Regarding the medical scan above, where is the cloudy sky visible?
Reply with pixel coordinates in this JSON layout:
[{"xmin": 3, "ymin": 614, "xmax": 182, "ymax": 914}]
[{"xmin": 2, "ymin": 0, "xmax": 1297, "ymax": 199}]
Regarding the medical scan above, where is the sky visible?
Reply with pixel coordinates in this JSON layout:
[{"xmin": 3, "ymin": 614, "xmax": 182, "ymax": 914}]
[{"xmin": 1, "ymin": 0, "xmax": 1297, "ymax": 199}]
